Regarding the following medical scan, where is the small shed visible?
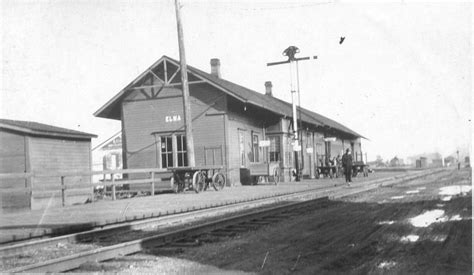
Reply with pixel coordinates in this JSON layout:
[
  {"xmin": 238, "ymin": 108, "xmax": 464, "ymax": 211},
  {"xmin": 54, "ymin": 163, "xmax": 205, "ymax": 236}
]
[
  {"xmin": 415, "ymin": 157, "xmax": 428, "ymax": 168},
  {"xmin": 0, "ymin": 119, "xmax": 97, "ymax": 210}
]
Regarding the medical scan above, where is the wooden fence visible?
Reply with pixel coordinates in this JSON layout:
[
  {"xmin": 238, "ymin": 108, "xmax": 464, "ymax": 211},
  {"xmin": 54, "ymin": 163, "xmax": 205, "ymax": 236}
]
[{"xmin": 0, "ymin": 168, "xmax": 173, "ymax": 207}]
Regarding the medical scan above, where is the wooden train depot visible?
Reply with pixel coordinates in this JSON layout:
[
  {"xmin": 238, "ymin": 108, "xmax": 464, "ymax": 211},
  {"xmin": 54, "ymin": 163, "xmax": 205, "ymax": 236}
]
[{"xmin": 94, "ymin": 56, "xmax": 366, "ymax": 187}]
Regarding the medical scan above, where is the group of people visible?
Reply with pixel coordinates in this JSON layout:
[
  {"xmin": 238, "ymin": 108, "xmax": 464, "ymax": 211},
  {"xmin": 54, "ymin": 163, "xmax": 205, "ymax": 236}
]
[{"xmin": 323, "ymin": 149, "xmax": 353, "ymax": 185}]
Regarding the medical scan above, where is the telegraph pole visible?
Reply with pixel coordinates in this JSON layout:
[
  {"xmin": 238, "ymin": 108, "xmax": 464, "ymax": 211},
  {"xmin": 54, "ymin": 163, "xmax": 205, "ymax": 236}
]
[
  {"xmin": 456, "ymin": 150, "xmax": 460, "ymax": 170},
  {"xmin": 267, "ymin": 46, "xmax": 317, "ymax": 181},
  {"xmin": 175, "ymin": 0, "xmax": 195, "ymax": 167}
]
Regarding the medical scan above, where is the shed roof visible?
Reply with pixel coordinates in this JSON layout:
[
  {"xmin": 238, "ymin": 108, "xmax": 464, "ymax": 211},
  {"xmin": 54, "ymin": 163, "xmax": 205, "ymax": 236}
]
[
  {"xmin": 0, "ymin": 119, "xmax": 97, "ymax": 140},
  {"xmin": 94, "ymin": 55, "xmax": 364, "ymax": 139}
]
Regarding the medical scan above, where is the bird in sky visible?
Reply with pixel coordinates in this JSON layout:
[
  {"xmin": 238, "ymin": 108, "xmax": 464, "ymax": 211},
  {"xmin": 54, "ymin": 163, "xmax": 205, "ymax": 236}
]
[{"xmin": 339, "ymin": 37, "xmax": 345, "ymax": 44}]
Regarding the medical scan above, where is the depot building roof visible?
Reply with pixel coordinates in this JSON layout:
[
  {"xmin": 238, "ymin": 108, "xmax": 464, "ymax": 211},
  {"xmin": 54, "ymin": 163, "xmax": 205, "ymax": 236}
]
[{"xmin": 94, "ymin": 55, "xmax": 364, "ymax": 139}]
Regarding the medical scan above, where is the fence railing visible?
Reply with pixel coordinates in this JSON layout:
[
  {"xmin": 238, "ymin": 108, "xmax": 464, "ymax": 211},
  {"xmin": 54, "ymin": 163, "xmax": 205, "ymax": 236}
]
[{"xmin": 0, "ymin": 168, "xmax": 173, "ymax": 206}]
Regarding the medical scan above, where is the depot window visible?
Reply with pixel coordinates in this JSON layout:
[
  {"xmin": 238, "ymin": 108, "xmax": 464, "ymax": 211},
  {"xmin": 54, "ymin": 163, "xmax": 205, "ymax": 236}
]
[
  {"xmin": 161, "ymin": 136, "xmax": 173, "ymax": 168},
  {"xmin": 251, "ymin": 133, "xmax": 259, "ymax": 162},
  {"xmin": 269, "ymin": 136, "xmax": 281, "ymax": 162},
  {"xmin": 177, "ymin": 135, "xmax": 188, "ymax": 167}
]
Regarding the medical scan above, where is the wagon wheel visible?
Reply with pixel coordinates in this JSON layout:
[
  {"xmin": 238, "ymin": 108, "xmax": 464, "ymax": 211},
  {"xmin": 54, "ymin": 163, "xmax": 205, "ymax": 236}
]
[
  {"xmin": 212, "ymin": 172, "xmax": 226, "ymax": 191},
  {"xmin": 202, "ymin": 171, "xmax": 210, "ymax": 191},
  {"xmin": 193, "ymin": 171, "xmax": 206, "ymax": 193},
  {"xmin": 171, "ymin": 176, "xmax": 179, "ymax": 193},
  {"xmin": 273, "ymin": 167, "xmax": 281, "ymax": 185}
]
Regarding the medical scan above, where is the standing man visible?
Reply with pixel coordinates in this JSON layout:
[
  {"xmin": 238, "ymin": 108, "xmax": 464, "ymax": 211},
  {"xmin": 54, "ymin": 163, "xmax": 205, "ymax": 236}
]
[{"xmin": 342, "ymin": 148, "xmax": 353, "ymax": 185}]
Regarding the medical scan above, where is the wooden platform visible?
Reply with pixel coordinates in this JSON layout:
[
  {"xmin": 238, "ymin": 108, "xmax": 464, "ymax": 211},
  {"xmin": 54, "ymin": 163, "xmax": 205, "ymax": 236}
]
[{"xmin": 0, "ymin": 172, "xmax": 401, "ymax": 244}]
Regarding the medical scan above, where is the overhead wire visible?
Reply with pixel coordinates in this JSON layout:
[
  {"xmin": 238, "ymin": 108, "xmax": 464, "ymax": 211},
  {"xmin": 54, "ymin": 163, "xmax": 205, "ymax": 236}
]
[{"xmin": 183, "ymin": 1, "xmax": 334, "ymax": 12}]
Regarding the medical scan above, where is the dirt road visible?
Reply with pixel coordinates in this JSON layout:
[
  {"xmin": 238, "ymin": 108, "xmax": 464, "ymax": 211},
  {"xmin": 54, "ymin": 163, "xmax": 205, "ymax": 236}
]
[{"xmin": 80, "ymin": 168, "xmax": 472, "ymax": 274}]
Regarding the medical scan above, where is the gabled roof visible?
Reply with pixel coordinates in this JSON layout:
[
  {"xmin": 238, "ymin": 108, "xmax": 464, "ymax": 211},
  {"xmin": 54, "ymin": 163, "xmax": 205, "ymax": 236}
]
[
  {"xmin": 0, "ymin": 119, "xmax": 97, "ymax": 140},
  {"xmin": 94, "ymin": 55, "xmax": 364, "ymax": 139},
  {"xmin": 92, "ymin": 130, "xmax": 122, "ymax": 151}
]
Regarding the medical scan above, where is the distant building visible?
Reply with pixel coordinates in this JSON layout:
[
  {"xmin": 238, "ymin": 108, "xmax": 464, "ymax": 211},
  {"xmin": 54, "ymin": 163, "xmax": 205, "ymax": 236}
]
[
  {"xmin": 0, "ymin": 119, "xmax": 96, "ymax": 210},
  {"xmin": 398, "ymin": 158, "xmax": 405, "ymax": 166},
  {"xmin": 416, "ymin": 157, "xmax": 428, "ymax": 168},
  {"xmin": 444, "ymin": 156, "xmax": 456, "ymax": 167},
  {"xmin": 390, "ymin": 156, "xmax": 400, "ymax": 167},
  {"xmin": 431, "ymin": 158, "xmax": 443, "ymax": 167},
  {"xmin": 91, "ymin": 131, "xmax": 123, "ymax": 182},
  {"xmin": 408, "ymin": 152, "xmax": 442, "ymax": 167}
]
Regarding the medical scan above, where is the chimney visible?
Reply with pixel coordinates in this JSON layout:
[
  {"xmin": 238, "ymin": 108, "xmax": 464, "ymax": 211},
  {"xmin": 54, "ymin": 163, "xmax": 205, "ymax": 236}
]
[
  {"xmin": 210, "ymin": 58, "xmax": 221, "ymax": 78},
  {"xmin": 265, "ymin": 81, "xmax": 273, "ymax": 96}
]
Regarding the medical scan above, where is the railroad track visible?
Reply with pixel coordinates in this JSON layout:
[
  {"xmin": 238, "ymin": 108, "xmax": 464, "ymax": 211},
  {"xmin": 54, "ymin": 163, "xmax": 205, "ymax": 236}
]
[
  {"xmin": 0, "ymin": 180, "xmax": 349, "ymax": 256},
  {"xmin": 2, "ymin": 168, "xmax": 445, "ymax": 273}
]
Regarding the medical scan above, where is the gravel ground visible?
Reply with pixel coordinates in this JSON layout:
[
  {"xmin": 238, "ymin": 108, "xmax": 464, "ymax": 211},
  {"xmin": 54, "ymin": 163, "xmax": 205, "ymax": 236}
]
[{"xmin": 74, "ymin": 168, "xmax": 471, "ymax": 274}]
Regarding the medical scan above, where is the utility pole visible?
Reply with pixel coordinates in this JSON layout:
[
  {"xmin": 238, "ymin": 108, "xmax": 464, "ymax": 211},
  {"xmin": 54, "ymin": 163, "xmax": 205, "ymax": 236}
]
[
  {"xmin": 267, "ymin": 46, "xmax": 317, "ymax": 181},
  {"xmin": 456, "ymin": 150, "xmax": 460, "ymax": 170},
  {"xmin": 175, "ymin": 0, "xmax": 195, "ymax": 167},
  {"xmin": 295, "ymin": 62, "xmax": 303, "ymax": 175}
]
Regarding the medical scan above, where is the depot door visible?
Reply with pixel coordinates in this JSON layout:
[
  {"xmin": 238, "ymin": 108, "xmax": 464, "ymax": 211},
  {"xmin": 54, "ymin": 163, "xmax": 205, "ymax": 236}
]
[{"xmin": 238, "ymin": 129, "xmax": 247, "ymax": 168}]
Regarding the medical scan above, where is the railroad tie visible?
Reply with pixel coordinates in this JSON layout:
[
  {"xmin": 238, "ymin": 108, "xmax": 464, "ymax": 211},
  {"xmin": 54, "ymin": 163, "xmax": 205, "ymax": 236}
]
[
  {"xmin": 210, "ymin": 230, "xmax": 238, "ymax": 237},
  {"xmin": 169, "ymin": 240, "xmax": 200, "ymax": 247}
]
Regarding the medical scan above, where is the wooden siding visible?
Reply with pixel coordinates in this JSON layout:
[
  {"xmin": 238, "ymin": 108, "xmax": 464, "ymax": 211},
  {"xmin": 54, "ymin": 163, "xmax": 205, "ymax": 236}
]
[
  {"xmin": 193, "ymin": 115, "xmax": 225, "ymax": 166},
  {"xmin": 122, "ymin": 84, "xmax": 227, "ymax": 185},
  {"xmin": 29, "ymin": 137, "xmax": 91, "ymax": 173},
  {"xmin": 0, "ymin": 130, "xmax": 29, "ymax": 209},
  {"xmin": 226, "ymin": 108, "xmax": 266, "ymax": 186},
  {"xmin": 189, "ymin": 84, "xmax": 226, "ymax": 169},
  {"xmin": 122, "ymin": 96, "xmax": 184, "ymax": 172},
  {"xmin": 314, "ymin": 132, "xmax": 325, "ymax": 168},
  {"xmin": 0, "ymin": 131, "xmax": 26, "ymax": 180},
  {"xmin": 29, "ymin": 137, "xmax": 92, "ymax": 209}
]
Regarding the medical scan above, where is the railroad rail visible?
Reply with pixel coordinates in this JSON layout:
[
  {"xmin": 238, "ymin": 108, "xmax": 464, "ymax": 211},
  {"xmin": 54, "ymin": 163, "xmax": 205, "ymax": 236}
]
[{"xmin": 1, "ymin": 168, "xmax": 446, "ymax": 273}]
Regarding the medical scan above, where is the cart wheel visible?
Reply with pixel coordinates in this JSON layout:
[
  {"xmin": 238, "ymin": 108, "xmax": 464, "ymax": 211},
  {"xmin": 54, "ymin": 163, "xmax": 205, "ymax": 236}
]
[
  {"xmin": 193, "ymin": 171, "xmax": 205, "ymax": 193},
  {"xmin": 203, "ymin": 171, "xmax": 210, "ymax": 191},
  {"xmin": 212, "ymin": 172, "xmax": 226, "ymax": 191},
  {"xmin": 171, "ymin": 176, "xmax": 179, "ymax": 193},
  {"xmin": 273, "ymin": 167, "xmax": 281, "ymax": 185}
]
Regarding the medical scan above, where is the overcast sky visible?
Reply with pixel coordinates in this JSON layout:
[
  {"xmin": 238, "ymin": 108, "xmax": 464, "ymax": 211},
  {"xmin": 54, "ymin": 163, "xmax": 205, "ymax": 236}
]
[{"xmin": 1, "ymin": 0, "xmax": 471, "ymax": 161}]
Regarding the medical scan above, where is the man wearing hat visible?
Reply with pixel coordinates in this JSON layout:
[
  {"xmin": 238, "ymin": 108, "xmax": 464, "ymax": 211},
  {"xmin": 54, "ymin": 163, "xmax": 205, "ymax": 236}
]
[{"xmin": 342, "ymin": 148, "xmax": 353, "ymax": 185}]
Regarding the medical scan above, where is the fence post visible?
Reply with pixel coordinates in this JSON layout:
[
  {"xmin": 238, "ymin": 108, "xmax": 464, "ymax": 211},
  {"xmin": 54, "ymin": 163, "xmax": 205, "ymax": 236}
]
[
  {"xmin": 61, "ymin": 176, "xmax": 65, "ymax": 207},
  {"xmin": 150, "ymin": 172, "xmax": 155, "ymax": 196},
  {"xmin": 111, "ymin": 174, "xmax": 116, "ymax": 201}
]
